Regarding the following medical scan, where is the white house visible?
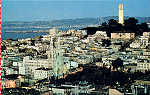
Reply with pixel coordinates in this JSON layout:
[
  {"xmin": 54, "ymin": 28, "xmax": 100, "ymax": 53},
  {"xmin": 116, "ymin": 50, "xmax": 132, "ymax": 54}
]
[{"xmin": 34, "ymin": 68, "xmax": 53, "ymax": 80}]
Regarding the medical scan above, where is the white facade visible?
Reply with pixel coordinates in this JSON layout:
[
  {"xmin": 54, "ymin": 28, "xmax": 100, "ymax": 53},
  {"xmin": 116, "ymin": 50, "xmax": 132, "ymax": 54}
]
[
  {"xmin": 34, "ymin": 68, "xmax": 53, "ymax": 79},
  {"xmin": 42, "ymin": 35, "xmax": 50, "ymax": 41},
  {"xmin": 4, "ymin": 67, "xmax": 18, "ymax": 75},
  {"xmin": 137, "ymin": 63, "xmax": 150, "ymax": 71},
  {"xmin": 16, "ymin": 56, "xmax": 51, "ymax": 77},
  {"xmin": 143, "ymin": 32, "xmax": 150, "ymax": 37},
  {"xmin": 130, "ymin": 42, "xmax": 141, "ymax": 48},
  {"xmin": 95, "ymin": 31, "xmax": 107, "ymax": 38}
]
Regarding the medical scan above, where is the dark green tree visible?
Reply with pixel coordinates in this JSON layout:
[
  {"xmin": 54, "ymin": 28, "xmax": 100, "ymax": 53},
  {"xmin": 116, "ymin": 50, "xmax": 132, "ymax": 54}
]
[
  {"xmin": 108, "ymin": 19, "xmax": 123, "ymax": 31},
  {"xmin": 124, "ymin": 17, "xmax": 138, "ymax": 26},
  {"xmin": 102, "ymin": 39, "xmax": 111, "ymax": 47},
  {"xmin": 1, "ymin": 45, "xmax": 6, "ymax": 51},
  {"xmin": 108, "ymin": 19, "xmax": 118, "ymax": 26},
  {"xmin": 102, "ymin": 22, "xmax": 107, "ymax": 26},
  {"xmin": 124, "ymin": 17, "xmax": 138, "ymax": 32},
  {"xmin": 140, "ymin": 23, "xmax": 149, "ymax": 31},
  {"xmin": 112, "ymin": 58, "xmax": 124, "ymax": 71}
]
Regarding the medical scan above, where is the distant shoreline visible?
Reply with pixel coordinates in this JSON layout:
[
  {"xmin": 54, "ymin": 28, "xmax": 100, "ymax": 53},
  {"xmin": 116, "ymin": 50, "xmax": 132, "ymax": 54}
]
[
  {"xmin": 3, "ymin": 31, "xmax": 49, "ymax": 33},
  {"xmin": 1, "ymin": 32, "xmax": 50, "ymax": 40}
]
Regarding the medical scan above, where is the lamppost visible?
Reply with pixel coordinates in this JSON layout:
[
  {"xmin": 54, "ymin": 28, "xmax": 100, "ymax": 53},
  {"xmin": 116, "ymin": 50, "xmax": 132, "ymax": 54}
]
[{"xmin": 135, "ymin": 85, "xmax": 138, "ymax": 95}]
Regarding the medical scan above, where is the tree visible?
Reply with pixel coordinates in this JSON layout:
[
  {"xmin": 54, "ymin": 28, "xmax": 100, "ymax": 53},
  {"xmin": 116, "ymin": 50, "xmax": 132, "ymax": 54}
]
[
  {"xmin": 34, "ymin": 36, "xmax": 43, "ymax": 41},
  {"xmin": 102, "ymin": 39, "xmax": 111, "ymax": 47},
  {"xmin": 124, "ymin": 17, "xmax": 138, "ymax": 26},
  {"xmin": 139, "ymin": 23, "xmax": 149, "ymax": 32},
  {"xmin": 124, "ymin": 17, "xmax": 138, "ymax": 31},
  {"xmin": 108, "ymin": 19, "xmax": 118, "ymax": 26},
  {"xmin": 31, "ymin": 39, "xmax": 35, "ymax": 46},
  {"xmin": 136, "ymin": 23, "xmax": 149, "ymax": 36},
  {"xmin": 1, "ymin": 45, "xmax": 6, "ymax": 51},
  {"xmin": 108, "ymin": 19, "xmax": 123, "ymax": 31},
  {"xmin": 102, "ymin": 22, "xmax": 107, "ymax": 26},
  {"xmin": 112, "ymin": 58, "xmax": 124, "ymax": 71},
  {"xmin": 146, "ymin": 44, "xmax": 150, "ymax": 49}
]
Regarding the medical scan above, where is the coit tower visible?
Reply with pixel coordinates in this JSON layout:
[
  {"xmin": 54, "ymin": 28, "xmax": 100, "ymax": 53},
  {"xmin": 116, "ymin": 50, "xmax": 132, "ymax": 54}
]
[{"xmin": 118, "ymin": 2, "xmax": 124, "ymax": 24}]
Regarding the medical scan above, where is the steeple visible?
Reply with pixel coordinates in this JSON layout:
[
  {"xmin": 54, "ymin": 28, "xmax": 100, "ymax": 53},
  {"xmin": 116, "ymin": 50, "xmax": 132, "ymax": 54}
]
[{"xmin": 49, "ymin": 28, "xmax": 64, "ymax": 78}]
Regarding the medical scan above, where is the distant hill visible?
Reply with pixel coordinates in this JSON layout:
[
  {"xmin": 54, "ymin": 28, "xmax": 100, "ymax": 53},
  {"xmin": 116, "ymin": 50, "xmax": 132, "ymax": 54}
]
[{"xmin": 2, "ymin": 16, "xmax": 150, "ymax": 29}]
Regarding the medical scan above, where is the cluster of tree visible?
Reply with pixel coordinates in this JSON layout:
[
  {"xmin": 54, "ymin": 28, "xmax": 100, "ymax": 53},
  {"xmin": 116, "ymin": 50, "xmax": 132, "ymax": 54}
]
[
  {"xmin": 1, "ymin": 45, "xmax": 6, "ymax": 52},
  {"xmin": 102, "ymin": 39, "xmax": 111, "ymax": 47},
  {"xmin": 47, "ymin": 57, "xmax": 150, "ymax": 89},
  {"xmin": 48, "ymin": 59, "xmax": 150, "ymax": 91},
  {"xmin": 82, "ymin": 17, "xmax": 149, "ymax": 37},
  {"xmin": 112, "ymin": 58, "xmax": 124, "ymax": 71},
  {"xmin": 34, "ymin": 36, "xmax": 43, "ymax": 41},
  {"xmin": 50, "ymin": 64, "xmax": 130, "ymax": 86},
  {"xmin": 18, "ymin": 48, "xmax": 38, "ymax": 57}
]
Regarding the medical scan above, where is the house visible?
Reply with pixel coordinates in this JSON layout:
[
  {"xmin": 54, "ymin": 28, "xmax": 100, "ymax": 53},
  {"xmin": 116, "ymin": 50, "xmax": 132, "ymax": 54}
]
[
  {"xmin": 34, "ymin": 68, "xmax": 53, "ymax": 80},
  {"xmin": 111, "ymin": 31, "xmax": 135, "ymax": 40},
  {"xmin": 136, "ymin": 59, "xmax": 150, "ymax": 72},
  {"xmin": 14, "ymin": 56, "xmax": 51, "ymax": 77},
  {"xmin": 143, "ymin": 32, "xmax": 150, "ymax": 37},
  {"xmin": 1, "ymin": 74, "xmax": 24, "ymax": 89}
]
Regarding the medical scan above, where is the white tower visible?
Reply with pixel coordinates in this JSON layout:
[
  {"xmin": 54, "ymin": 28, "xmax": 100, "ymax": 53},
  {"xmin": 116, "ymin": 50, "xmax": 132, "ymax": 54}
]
[{"xmin": 118, "ymin": 3, "xmax": 124, "ymax": 24}]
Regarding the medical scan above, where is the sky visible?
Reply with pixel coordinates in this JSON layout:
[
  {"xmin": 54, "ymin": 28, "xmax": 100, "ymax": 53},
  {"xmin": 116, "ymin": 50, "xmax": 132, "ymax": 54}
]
[{"xmin": 2, "ymin": 0, "xmax": 150, "ymax": 21}]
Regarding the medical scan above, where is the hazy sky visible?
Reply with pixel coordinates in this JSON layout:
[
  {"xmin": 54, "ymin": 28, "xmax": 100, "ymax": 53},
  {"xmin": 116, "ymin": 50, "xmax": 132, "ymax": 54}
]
[{"xmin": 2, "ymin": 0, "xmax": 150, "ymax": 21}]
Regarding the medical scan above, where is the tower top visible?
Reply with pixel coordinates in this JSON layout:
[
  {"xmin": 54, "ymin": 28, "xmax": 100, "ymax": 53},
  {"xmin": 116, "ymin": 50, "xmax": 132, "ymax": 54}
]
[{"xmin": 119, "ymin": 4, "xmax": 123, "ymax": 10}]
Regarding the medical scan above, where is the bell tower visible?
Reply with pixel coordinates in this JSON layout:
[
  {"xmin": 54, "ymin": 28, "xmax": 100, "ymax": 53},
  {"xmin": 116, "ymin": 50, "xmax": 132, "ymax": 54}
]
[{"xmin": 49, "ymin": 28, "xmax": 64, "ymax": 78}]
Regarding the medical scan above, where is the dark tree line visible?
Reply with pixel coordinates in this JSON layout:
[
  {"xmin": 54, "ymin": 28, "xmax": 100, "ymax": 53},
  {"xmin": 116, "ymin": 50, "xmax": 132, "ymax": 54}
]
[
  {"xmin": 102, "ymin": 39, "xmax": 111, "ymax": 47},
  {"xmin": 81, "ymin": 17, "xmax": 149, "ymax": 37},
  {"xmin": 112, "ymin": 58, "xmax": 124, "ymax": 71},
  {"xmin": 49, "ymin": 64, "xmax": 130, "ymax": 86}
]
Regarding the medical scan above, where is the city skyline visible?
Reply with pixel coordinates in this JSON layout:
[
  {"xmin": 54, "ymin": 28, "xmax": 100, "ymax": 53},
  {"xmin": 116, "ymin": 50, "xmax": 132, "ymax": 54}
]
[
  {"xmin": 2, "ymin": 0, "xmax": 150, "ymax": 21},
  {"xmin": 2, "ymin": 0, "xmax": 150, "ymax": 94}
]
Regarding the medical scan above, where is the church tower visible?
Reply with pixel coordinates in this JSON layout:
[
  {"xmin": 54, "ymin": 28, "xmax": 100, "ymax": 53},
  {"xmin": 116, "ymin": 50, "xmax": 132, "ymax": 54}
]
[
  {"xmin": 118, "ymin": 3, "xmax": 124, "ymax": 24},
  {"xmin": 49, "ymin": 28, "xmax": 64, "ymax": 78}
]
